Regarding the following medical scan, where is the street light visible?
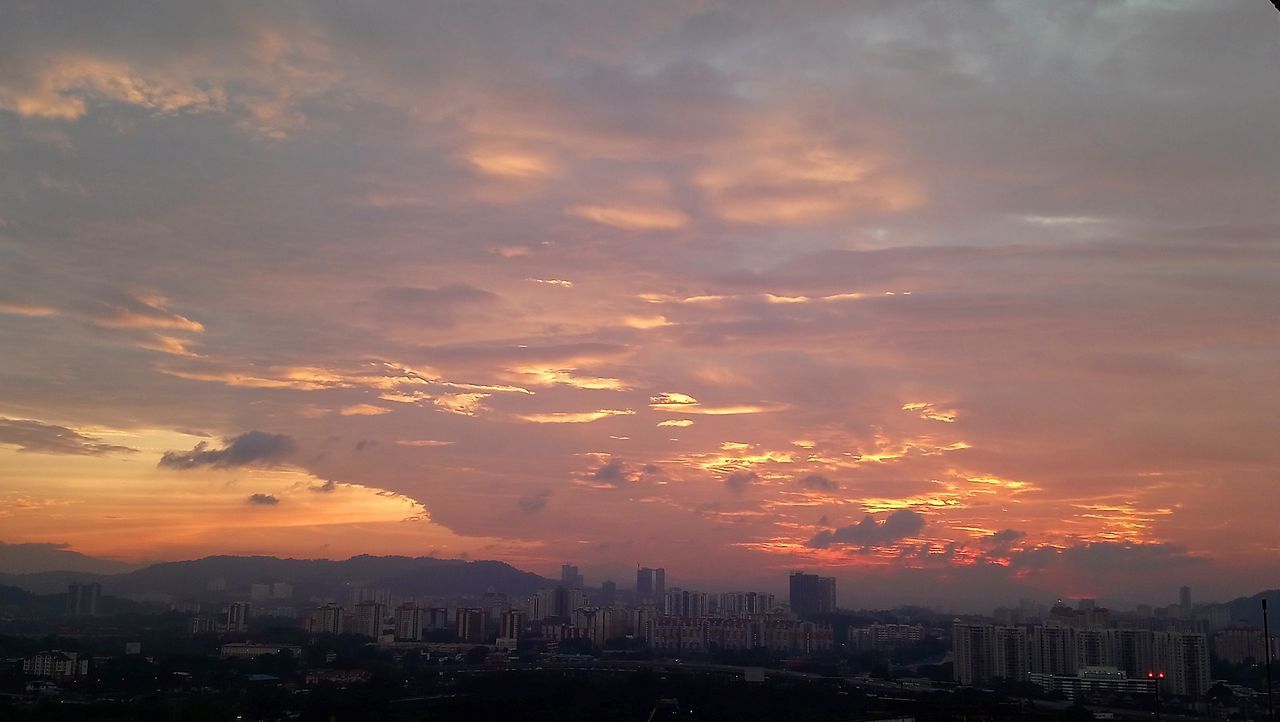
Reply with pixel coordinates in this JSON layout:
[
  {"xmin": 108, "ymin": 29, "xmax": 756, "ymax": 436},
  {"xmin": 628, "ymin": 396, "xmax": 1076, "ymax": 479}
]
[{"xmin": 1147, "ymin": 670, "xmax": 1165, "ymax": 721}]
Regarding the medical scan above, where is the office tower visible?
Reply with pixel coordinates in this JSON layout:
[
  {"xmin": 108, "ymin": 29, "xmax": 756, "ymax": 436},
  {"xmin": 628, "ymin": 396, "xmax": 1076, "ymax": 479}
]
[
  {"xmin": 1179, "ymin": 586, "xmax": 1191, "ymax": 612},
  {"xmin": 306, "ymin": 604, "xmax": 344, "ymax": 635},
  {"xmin": 636, "ymin": 566, "xmax": 666, "ymax": 602},
  {"xmin": 394, "ymin": 602, "xmax": 422, "ymax": 641},
  {"xmin": 66, "ymin": 582, "xmax": 101, "ymax": 617},
  {"xmin": 601, "ymin": 580, "xmax": 617, "ymax": 606},
  {"xmin": 789, "ymin": 572, "xmax": 836, "ymax": 617},
  {"xmin": 350, "ymin": 600, "xmax": 384, "ymax": 639},
  {"xmin": 457, "ymin": 608, "xmax": 486, "ymax": 643},
  {"xmin": 226, "ymin": 602, "xmax": 251, "ymax": 633},
  {"xmin": 561, "ymin": 563, "xmax": 584, "ymax": 588}
]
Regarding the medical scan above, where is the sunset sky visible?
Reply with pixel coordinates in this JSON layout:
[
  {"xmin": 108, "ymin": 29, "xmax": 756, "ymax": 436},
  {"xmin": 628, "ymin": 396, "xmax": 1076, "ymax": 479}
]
[{"xmin": 1, "ymin": 0, "xmax": 1278, "ymax": 610}]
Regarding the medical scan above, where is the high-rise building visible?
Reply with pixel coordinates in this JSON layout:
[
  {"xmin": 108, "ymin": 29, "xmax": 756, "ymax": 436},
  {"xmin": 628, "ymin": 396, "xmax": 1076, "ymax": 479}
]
[
  {"xmin": 394, "ymin": 602, "xmax": 422, "ymax": 641},
  {"xmin": 561, "ymin": 564, "xmax": 584, "ymax": 588},
  {"xmin": 457, "ymin": 608, "xmax": 486, "ymax": 643},
  {"xmin": 636, "ymin": 566, "xmax": 666, "ymax": 602},
  {"xmin": 788, "ymin": 572, "xmax": 836, "ymax": 617},
  {"xmin": 1179, "ymin": 586, "xmax": 1192, "ymax": 612},
  {"xmin": 66, "ymin": 582, "xmax": 101, "ymax": 617},
  {"xmin": 350, "ymin": 600, "xmax": 385, "ymax": 639},
  {"xmin": 499, "ymin": 609, "xmax": 526, "ymax": 641},
  {"xmin": 306, "ymin": 604, "xmax": 344, "ymax": 635},
  {"xmin": 953, "ymin": 622, "xmax": 997, "ymax": 685},
  {"xmin": 601, "ymin": 580, "xmax": 617, "ymax": 606},
  {"xmin": 425, "ymin": 607, "xmax": 449, "ymax": 631},
  {"xmin": 225, "ymin": 602, "xmax": 251, "ymax": 633}
]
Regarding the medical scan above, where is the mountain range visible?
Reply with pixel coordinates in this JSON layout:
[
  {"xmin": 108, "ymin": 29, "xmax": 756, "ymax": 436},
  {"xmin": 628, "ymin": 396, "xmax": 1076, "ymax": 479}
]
[{"xmin": 0, "ymin": 554, "xmax": 555, "ymax": 604}]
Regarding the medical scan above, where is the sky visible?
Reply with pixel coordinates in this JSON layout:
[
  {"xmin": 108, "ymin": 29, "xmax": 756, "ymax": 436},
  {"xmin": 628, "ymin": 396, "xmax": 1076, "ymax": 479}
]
[{"xmin": 1, "ymin": 0, "xmax": 1278, "ymax": 611}]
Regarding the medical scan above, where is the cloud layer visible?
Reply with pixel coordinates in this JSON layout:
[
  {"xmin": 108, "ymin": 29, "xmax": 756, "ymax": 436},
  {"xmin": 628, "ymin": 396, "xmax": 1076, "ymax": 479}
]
[{"xmin": 1, "ymin": 0, "xmax": 1278, "ymax": 607}]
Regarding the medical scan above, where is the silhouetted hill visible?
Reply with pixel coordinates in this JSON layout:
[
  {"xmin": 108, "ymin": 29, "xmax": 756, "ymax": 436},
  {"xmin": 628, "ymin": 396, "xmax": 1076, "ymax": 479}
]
[
  {"xmin": 1225, "ymin": 589, "xmax": 1280, "ymax": 626},
  {"xmin": 0, "ymin": 555, "xmax": 554, "ymax": 602},
  {"xmin": 0, "ymin": 541, "xmax": 141, "ymax": 575}
]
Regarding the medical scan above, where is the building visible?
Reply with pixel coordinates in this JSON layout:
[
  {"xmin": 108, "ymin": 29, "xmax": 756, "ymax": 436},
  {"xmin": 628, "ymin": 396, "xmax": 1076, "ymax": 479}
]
[
  {"xmin": 350, "ymin": 600, "xmax": 385, "ymax": 639},
  {"xmin": 394, "ymin": 603, "xmax": 423, "ymax": 642},
  {"xmin": 1215, "ymin": 626, "xmax": 1280, "ymax": 664},
  {"xmin": 664, "ymin": 588, "xmax": 708, "ymax": 619},
  {"xmin": 457, "ymin": 608, "xmax": 486, "ymax": 643},
  {"xmin": 22, "ymin": 651, "xmax": 88, "ymax": 678},
  {"xmin": 499, "ymin": 609, "xmax": 526, "ymax": 642},
  {"xmin": 226, "ymin": 602, "xmax": 252, "ymax": 633},
  {"xmin": 850, "ymin": 623, "xmax": 925, "ymax": 650},
  {"xmin": 636, "ymin": 566, "xmax": 666, "ymax": 602},
  {"xmin": 953, "ymin": 621, "xmax": 1212, "ymax": 697},
  {"xmin": 788, "ymin": 572, "xmax": 836, "ymax": 617},
  {"xmin": 953, "ymin": 622, "xmax": 996, "ymax": 685},
  {"xmin": 306, "ymin": 604, "xmax": 344, "ymax": 635},
  {"xmin": 561, "ymin": 564, "xmax": 584, "ymax": 588},
  {"xmin": 1028, "ymin": 666, "xmax": 1157, "ymax": 702},
  {"xmin": 220, "ymin": 643, "xmax": 302, "ymax": 659},
  {"xmin": 1152, "ymin": 630, "xmax": 1211, "ymax": 697},
  {"xmin": 1179, "ymin": 586, "xmax": 1192, "ymax": 613},
  {"xmin": 720, "ymin": 592, "xmax": 775, "ymax": 617},
  {"xmin": 601, "ymin": 580, "xmax": 617, "ymax": 606},
  {"xmin": 66, "ymin": 582, "xmax": 101, "ymax": 617}
]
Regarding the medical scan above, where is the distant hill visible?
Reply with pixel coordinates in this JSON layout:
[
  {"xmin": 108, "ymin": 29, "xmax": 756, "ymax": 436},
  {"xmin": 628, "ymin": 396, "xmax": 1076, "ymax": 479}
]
[
  {"xmin": 1224, "ymin": 589, "xmax": 1280, "ymax": 626},
  {"xmin": 0, "ymin": 541, "xmax": 140, "ymax": 575},
  {"xmin": 0, "ymin": 554, "xmax": 554, "ymax": 602}
]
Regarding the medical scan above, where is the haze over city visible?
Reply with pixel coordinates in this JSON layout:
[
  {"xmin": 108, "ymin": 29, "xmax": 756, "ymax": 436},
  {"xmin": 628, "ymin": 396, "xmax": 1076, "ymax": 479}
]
[{"xmin": 1, "ymin": 0, "xmax": 1279, "ymax": 612}]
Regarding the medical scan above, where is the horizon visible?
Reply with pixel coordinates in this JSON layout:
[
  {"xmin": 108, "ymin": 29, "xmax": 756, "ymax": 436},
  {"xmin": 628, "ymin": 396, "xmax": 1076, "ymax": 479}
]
[{"xmin": 2, "ymin": 1, "xmax": 1279, "ymax": 613}]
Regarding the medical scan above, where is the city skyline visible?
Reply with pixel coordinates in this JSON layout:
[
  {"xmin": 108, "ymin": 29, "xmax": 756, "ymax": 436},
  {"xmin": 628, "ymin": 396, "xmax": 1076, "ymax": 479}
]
[{"xmin": 2, "ymin": 1, "xmax": 1279, "ymax": 610}]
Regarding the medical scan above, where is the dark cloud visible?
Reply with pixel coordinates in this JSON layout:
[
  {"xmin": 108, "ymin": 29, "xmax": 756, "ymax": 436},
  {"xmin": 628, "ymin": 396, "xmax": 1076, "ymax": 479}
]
[
  {"xmin": 578, "ymin": 458, "xmax": 662, "ymax": 488},
  {"xmin": 807, "ymin": 509, "xmax": 926, "ymax": 549},
  {"xmin": 724, "ymin": 469, "xmax": 759, "ymax": 493},
  {"xmin": 517, "ymin": 489, "xmax": 551, "ymax": 514},
  {"xmin": 158, "ymin": 431, "xmax": 296, "ymax": 470},
  {"xmin": 0, "ymin": 417, "xmax": 137, "ymax": 456},
  {"xmin": 980, "ymin": 529, "xmax": 1026, "ymax": 556},
  {"xmin": 797, "ymin": 473, "xmax": 838, "ymax": 491},
  {"xmin": 310, "ymin": 479, "xmax": 336, "ymax": 493},
  {"xmin": 246, "ymin": 493, "xmax": 280, "ymax": 506}
]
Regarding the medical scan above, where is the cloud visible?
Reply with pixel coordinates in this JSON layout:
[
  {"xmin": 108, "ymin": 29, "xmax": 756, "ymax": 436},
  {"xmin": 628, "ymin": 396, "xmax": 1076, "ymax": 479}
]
[
  {"xmin": 0, "ymin": 417, "xmax": 137, "ymax": 456},
  {"xmin": 980, "ymin": 529, "xmax": 1026, "ymax": 556},
  {"xmin": 517, "ymin": 489, "xmax": 551, "ymax": 514},
  {"xmin": 797, "ymin": 473, "xmax": 838, "ymax": 491},
  {"xmin": 158, "ymin": 431, "xmax": 297, "ymax": 470},
  {"xmin": 310, "ymin": 479, "xmax": 337, "ymax": 493},
  {"xmin": 517, "ymin": 409, "xmax": 635, "ymax": 424},
  {"xmin": 434, "ymin": 393, "xmax": 489, "ymax": 416},
  {"xmin": 566, "ymin": 203, "xmax": 688, "ymax": 231},
  {"xmin": 657, "ymin": 419, "xmax": 694, "ymax": 427},
  {"xmin": 576, "ymin": 457, "xmax": 662, "ymax": 489},
  {"xmin": 807, "ymin": 509, "xmax": 926, "ymax": 549},
  {"xmin": 82, "ymin": 293, "xmax": 204, "ymax": 332},
  {"xmin": 340, "ymin": 403, "xmax": 391, "ymax": 416},
  {"xmin": 372, "ymin": 284, "xmax": 497, "ymax": 327},
  {"xmin": 247, "ymin": 493, "xmax": 280, "ymax": 506},
  {"xmin": 724, "ymin": 469, "xmax": 759, "ymax": 493}
]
